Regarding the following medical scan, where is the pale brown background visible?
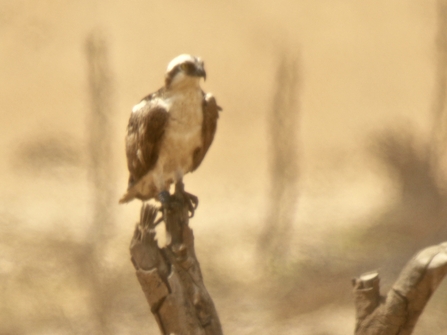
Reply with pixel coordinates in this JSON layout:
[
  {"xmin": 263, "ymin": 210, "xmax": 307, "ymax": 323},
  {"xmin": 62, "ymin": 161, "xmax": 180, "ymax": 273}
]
[{"xmin": 1, "ymin": 0, "xmax": 446, "ymax": 334}]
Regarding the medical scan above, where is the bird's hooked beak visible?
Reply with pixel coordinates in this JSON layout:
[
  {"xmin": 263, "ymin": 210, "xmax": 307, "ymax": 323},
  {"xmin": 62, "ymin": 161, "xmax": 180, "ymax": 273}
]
[{"xmin": 195, "ymin": 64, "xmax": 206, "ymax": 81}]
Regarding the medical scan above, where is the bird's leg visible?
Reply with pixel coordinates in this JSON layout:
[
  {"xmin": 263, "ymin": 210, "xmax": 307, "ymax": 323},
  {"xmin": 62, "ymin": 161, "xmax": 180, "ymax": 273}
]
[
  {"xmin": 155, "ymin": 189, "xmax": 173, "ymax": 224},
  {"xmin": 158, "ymin": 190, "xmax": 171, "ymax": 204},
  {"xmin": 158, "ymin": 190, "xmax": 173, "ymax": 210},
  {"xmin": 174, "ymin": 180, "xmax": 199, "ymax": 218}
]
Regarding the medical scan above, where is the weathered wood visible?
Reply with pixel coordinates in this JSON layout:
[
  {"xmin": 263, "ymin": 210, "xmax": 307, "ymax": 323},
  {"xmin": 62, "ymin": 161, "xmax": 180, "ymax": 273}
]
[
  {"xmin": 352, "ymin": 242, "xmax": 447, "ymax": 335},
  {"xmin": 130, "ymin": 188, "xmax": 223, "ymax": 335}
]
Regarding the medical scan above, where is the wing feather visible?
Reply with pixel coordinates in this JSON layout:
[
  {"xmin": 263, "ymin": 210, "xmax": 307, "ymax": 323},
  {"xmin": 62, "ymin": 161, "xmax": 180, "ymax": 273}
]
[
  {"xmin": 125, "ymin": 94, "xmax": 169, "ymax": 188},
  {"xmin": 192, "ymin": 93, "xmax": 222, "ymax": 171}
]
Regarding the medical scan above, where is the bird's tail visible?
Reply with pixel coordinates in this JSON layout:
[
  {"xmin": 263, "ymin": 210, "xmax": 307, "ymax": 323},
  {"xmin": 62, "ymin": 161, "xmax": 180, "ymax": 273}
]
[{"xmin": 118, "ymin": 190, "xmax": 136, "ymax": 204}]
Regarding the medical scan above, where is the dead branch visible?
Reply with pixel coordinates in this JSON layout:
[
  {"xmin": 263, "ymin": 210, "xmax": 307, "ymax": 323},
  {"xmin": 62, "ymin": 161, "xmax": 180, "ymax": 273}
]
[
  {"xmin": 130, "ymin": 186, "xmax": 223, "ymax": 335},
  {"xmin": 352, "ymin": 242, "xmax": 447, "ymax": 335}
]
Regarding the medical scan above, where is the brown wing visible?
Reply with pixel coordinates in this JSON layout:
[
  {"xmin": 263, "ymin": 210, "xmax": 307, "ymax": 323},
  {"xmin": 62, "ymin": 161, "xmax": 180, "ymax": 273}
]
[
  {"xmin": 125, "ymin": 95, "xmax": 169, "ymax": 188},
  {"xmin": 191, "ymin": 93, "xmax": 222, "ymax": 171}
]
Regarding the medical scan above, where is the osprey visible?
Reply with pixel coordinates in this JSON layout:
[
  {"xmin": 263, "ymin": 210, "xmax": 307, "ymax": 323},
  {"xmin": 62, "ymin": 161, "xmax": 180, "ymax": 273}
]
[{"xmin": 119, "ymin": 54, "xmax": 221, "ymax": 213}]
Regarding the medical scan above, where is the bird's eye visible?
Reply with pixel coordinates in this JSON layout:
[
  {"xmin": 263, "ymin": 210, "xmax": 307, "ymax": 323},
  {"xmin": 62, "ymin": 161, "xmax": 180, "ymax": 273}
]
[{"xmin": 180, "ymin": 63, "xmax": 189, "ymax": 71}]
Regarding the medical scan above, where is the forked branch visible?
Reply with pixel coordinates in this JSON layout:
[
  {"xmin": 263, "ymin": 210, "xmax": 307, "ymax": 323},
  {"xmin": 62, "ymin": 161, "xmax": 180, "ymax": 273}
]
[{"xmin": 352, "ymin": 242, "xmax": 447, "ymax": 335}]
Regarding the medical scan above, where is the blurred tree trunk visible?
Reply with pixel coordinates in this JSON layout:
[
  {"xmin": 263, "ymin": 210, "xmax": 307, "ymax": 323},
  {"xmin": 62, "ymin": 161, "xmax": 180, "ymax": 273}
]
[
  {"xmin": 130, "ymin": 184, "xmax": 223, "ymax": 335},
  {"xmin": 84, "ymin": 30, "xmax": 116, "ymax": 334},
  {"xmin": 86, "ymin": 30, "xmax": 116, "ymax": 241},
  {"xmin": 258, "ymin": 53, "xmax": 300, "ymax": 266},
  {"xmin": 430, "ymin": 0, "xmax": 447, "ymax": 183},
  {"xmin": 352, "ymin": 242, "xmax": 447, "ymax": 335}
]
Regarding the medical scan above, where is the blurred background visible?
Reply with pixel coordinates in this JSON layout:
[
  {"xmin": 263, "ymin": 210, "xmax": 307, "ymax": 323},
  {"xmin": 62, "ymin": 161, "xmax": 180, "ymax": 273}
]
[{"xmin": 1, "ymin": 0, "xmax": 447, "ymax": 334}]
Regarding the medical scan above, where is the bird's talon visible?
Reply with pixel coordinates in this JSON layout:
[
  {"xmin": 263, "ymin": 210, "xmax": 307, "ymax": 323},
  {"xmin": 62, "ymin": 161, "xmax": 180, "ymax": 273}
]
[
  {"xmin": 158, "ymin": 187, "xmax": 199, "ymax": 218},
  {"xmin": 180, "ymin": 191, "xmax": 198, "ymax": 218},
  {"xmin": 154, "ymin": 215, "xmax": 164, "ymax": 226}
]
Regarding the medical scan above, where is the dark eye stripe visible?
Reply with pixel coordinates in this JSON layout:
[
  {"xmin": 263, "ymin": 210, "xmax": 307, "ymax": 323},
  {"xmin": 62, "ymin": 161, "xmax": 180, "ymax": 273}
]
[
  {"xmin": 165, "ymin": 62, "xmax": 197, "ymax": 87},
  {"xmin": 181, "ymin": 62, "xmax": 195, "ymax": 72}
]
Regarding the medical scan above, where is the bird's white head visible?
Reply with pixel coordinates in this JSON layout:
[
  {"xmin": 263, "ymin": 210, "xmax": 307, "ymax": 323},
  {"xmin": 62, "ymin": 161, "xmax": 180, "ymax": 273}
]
[{"xmin": 165, "ymin": 54, "xmax": 206, "ymax": 89}]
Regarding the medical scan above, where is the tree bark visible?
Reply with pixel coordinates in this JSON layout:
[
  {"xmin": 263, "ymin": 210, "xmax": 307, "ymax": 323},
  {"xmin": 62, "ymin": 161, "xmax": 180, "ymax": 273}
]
[
  {"xmin": 352, "ymin": 242, "xmax": 447, "ymax": 335},
  {"xmin": 129, "ymin": 186, "xmax": 223, "ymax": 335}
]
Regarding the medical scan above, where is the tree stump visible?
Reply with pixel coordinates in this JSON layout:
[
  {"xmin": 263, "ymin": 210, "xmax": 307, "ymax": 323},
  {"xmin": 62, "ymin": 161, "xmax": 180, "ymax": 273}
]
[{"xmin": 130, "ymin": 186, "xmax": 223, "ymax": 335}]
